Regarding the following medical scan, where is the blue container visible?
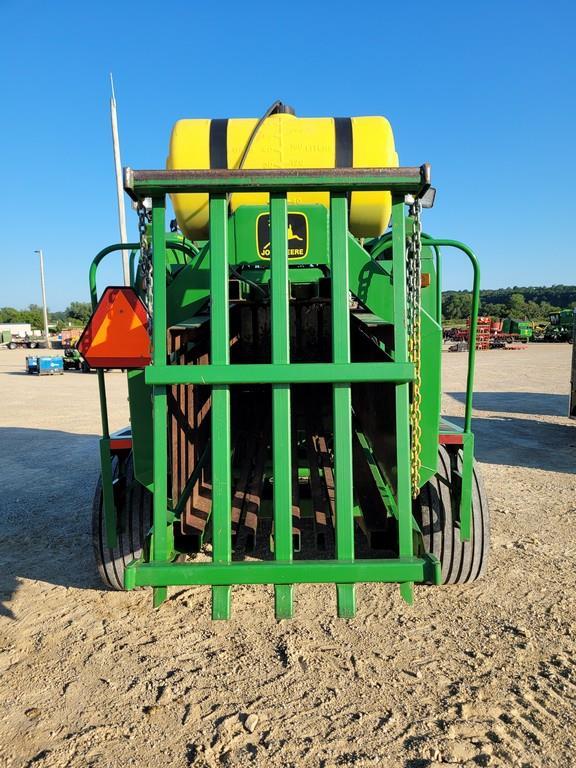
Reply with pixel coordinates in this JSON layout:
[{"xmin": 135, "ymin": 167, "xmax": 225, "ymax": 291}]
[
  {"xmin": 25, "ymin": 356, "xmax": 39, "ymax": 374},
  {"xmin": 37, "ymin": 356, "xmax": 64, "ymax": 375}
]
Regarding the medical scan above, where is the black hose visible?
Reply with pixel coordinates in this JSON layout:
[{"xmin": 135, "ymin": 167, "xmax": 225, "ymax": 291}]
[
  {"xmin": 236, "ymin": 100, "xmax": 294, "ymax": 169},
  {"xmin": 228, "ymin": 264, "xmax": 268, "ymax": 298}
]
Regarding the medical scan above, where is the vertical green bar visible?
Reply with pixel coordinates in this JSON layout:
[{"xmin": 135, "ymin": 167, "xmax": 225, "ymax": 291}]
[
  {"xmin": 465, "ymin": 254, "xmax": 481, "ymax": 434},
  {"xmin": 270, "ymin": 193, "xmax": 293, "ymax": 619},
  {"xmin": 99, "ymin": 437, "xmax": 116, "ymax": 549},
  {"xmin": 434, "ymin": 246, "xmax": 442, "ymax": 326},
  {"xmin": 209, "ymin": 195, "xmax": 232, "ymax": 620},
  {"xmin": 330, "ymin": 193, "xmax": 356, "ymax": 618},
  {"xmin": 459, "ymin": 432, "xmax": 474, "ymax": 541},
  {"xmin": 151, "ymin": 198, "xmax": 170, "ymax": 606},
  {"xmin": 96, "ymin": 370, "xmax": 110, "ymax": 438},
  {"xmin": 391, "ymin": 197, "xmax": 414, "ymax": 604}
]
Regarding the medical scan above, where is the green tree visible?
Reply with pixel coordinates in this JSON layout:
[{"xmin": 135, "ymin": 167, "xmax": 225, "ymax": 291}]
[
  {"xmin": 479, "ymin": 301, "xmax": 507, "ymax": 318},
  {"xmin": 19, "ymin": 304, "xmax": 45, "ymax": 330},
  {"xmin": 509, "ymin": 293, "xmax": 527, "ymax": 318},
  {"xmin": 0, "ymin": 307, "xmax": 23, "ymax": 323},
  {"xmin": 442, "ymin": 292, "xmax": 472, "ymax": 320},
  {"xmin": 65, "ymin": 301, "xmax": 92, "ymax": 324},
  {"xmin": 546, "ymin": 302, "xmax": 563, "ymax": 315}
]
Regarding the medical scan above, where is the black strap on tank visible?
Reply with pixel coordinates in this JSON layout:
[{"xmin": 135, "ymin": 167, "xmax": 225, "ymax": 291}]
[
  {"xmin": 334, "ymin": 117, "xmax": 353, "ymax": 216},
  {"xmin": 209, "ymin": 118, "xmax": 228, "ymax": 169},
  {"xmin": 334, "ymin": 117, "xmax": 353, "ymax": 168}
]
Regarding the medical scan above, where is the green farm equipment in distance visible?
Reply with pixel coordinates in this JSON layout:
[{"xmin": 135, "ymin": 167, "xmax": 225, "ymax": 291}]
[
  {"xmin": 544, "ymin": 310, "xmax": 575, "ymax": 343},
  {"xmin": 62, "ymin": 348, "xmax": 90, "ymax": 371},
  {"xmin": 500, "ymin": 318, "xmax": 532, "ymax": 343}
]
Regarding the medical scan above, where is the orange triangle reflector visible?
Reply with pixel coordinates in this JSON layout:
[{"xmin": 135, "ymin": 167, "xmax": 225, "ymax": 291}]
[{"xmin": 77, "ymin": 287, "xmax": 151, "ymax": 368}]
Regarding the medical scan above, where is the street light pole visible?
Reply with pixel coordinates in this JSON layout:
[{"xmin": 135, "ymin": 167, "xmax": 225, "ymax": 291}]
[
  {"xmin": 109, "ymin": 74, "xmax": 130, "ymax": 285},
  {"xmin": 34, "ymin": 249, "xmax": 51, "ymax": 349}
]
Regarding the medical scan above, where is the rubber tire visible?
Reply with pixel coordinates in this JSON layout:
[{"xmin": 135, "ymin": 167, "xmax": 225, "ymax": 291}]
[
  {"xmin": 92, "ymin": 453, "xmax": 152, "ymax": 590},
  {"xmin": 28, "ymin": 342, "xmax": 38, "ymax": 349},
  {"xmin": 415, "ymin": 445, "xmax": 490, "ymax": 584},
  {"xmin": 8, "ymin": 342, "xmax": 16, "ymax": 350}
]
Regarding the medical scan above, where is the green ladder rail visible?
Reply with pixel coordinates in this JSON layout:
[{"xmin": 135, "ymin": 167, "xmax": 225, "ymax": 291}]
[{"xmin": 361, "ymin": 232, "xmax": 481, "ymax": 543}]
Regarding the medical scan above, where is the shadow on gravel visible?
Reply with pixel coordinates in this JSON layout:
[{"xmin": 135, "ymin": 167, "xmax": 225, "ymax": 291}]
[
  {"xmin": 0, "ymin": 427, "xmax": 103, "ymax": 618},
  {"xmin": 448, "ymin": 391, "xmax": 569, "ymax": 417},
  {"xmin": 4, "ymin": 371, "xmax": 42, "ymax": 376},
  {"xmin": 446, "ymin": 414, "xmax": 575, "ymax": 473}
]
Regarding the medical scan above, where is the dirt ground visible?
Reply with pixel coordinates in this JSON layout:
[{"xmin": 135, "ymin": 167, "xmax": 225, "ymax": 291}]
[{"xmin": 0, "ymin": 344, "xmax": 574, "ymax": 768}]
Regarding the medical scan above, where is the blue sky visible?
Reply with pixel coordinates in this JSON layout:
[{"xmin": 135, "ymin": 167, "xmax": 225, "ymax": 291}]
[{"xmin": 1, "ymin": 0, "xmax": 574, "ymax": 310}]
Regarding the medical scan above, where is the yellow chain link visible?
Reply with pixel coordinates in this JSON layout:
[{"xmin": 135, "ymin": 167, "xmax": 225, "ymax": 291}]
[
  {"xmin": 408, "ymin": 201, "xmax": 422, "ymax": 499},
  {"xmin": 409, "ymin": 326, "xmax": 422, "ymax": 499}
]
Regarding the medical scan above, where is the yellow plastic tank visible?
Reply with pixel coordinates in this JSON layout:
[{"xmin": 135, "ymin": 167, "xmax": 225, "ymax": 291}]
[{"xmin": 167, "ymin": 113, "xmax": 398, "ymax": 240}]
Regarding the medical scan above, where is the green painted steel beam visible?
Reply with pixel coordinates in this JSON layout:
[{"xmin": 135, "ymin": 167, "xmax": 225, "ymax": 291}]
[
  {"xmin": 150, "ymin": 198, "xmax": 171, "ymax": 608},
  {"xmin": 433, "ymin": 245, "xmax": 442, "ymax": 327},
  {"xmin": 354, "ymin": 426, "xmax": 399, "ymax": 522},
  {"xmin": 89, "ymin": 240, "xmax": 198, "ymax": 304},
  {"xmin": 439, "ymin": 417, "xmax": 464, "ymax": 435},
  {"xmin": 209, "ymin": 194, "xmax": 233, "ymax": 620},
  {"xmin": 89, "ymin": 243, "xmax": 140, "ymax": 309},
  {"xmin": 172, "ymin": 442, "xmax": 210, "ymax": 518},
  {"xmin": 330, "ymin": 193, "xmax": 356, "ymax": 618},
  {"xmin": 459, "ymin": 432, "xmax": 474, "ymax": 542},
  {"xmin": 421, "ymin": 238, "xmax": 480, "ymax": 435},
  {"xmin": 99, "ymin": 437, "xmax": 117, "ymax": 549},
  {"xmin": 96, "ymin": 370, "xmax": 110, "ymax": 438},
  {"xmin": 270, "ymin": 193, "xmax": 293, "ymax": 618},
  {"xmin": 124, "ymin": 556, "xmax": 439, "ymax": 589},
  {"xmin": 145, "ymin": 362, "xmax": 414, "ymax": 386},
  {"xmin": 124, "ymin": 166, "xmax": 431, "ymax": 198}
]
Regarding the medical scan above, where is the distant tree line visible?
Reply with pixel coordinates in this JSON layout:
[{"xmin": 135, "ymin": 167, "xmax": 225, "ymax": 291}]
[
  {"xmin": 442, "ymin": 285, "xmax": 576, "ymax": 322},
  {"xmin": 0, "ymin": 301, "xmax": 92, "ymax": 330},
  {"xmin": 3, "ymin": 285, "xmax": 576, "ymax": 328}
]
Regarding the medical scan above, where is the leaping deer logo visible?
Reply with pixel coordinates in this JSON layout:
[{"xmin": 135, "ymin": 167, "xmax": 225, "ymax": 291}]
[
  {"xmin": 287, "ymin": 223, "xmax": 304, "ymax": 242},
  {"xmin": 262, "ymin": 223, "xmax": 304, "ymax": 251}
]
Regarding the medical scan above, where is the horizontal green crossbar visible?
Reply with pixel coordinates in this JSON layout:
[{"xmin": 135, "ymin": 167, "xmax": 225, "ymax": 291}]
[
  {"xmin": 439, "ymin": 417, "xmax": 464, "ymax": 435},
  {"xmin": 124, "ymin": 166, "xmax": 430, "ymax": 198},
  {"xmin": 145, "ymin": 362, "xmax": 414, "ymax": 386},
  {"xmin": 124, "ymin": 556, "xmax": 441, "ymax": 589}
]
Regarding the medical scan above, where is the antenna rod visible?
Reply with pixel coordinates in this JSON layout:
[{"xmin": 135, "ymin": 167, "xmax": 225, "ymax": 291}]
[
  {"xmin": 34, "ymin": 250, "xmax": 51, "ymax": 349},
  {"xmin": 110, "ymin": 73, "xmax": 130, "ymax": 285}
]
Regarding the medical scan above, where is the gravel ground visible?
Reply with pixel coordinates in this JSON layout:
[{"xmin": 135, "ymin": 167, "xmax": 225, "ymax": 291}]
[{"xmin": 0, "ymin": 344, "xmax": 574, "ymax": 768}]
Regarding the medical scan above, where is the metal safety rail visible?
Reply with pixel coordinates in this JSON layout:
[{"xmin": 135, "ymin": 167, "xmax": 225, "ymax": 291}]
[
  {"xmin": 425, "ymin": 238, "xmax": 480, "ymax": 542},
  {"xmin": 87, "ymin": 239, "xmax": 199, "ymax": 549},
  {"xmin": 368, "ymin": 232, "xmax": 481, "ymax": 541},
  {"xmin": 121, "ymin": 166, "xmax": 441, "ymax": 618}
]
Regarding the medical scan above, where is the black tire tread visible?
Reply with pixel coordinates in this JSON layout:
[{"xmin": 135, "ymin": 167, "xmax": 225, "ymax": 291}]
[
  {"xmin": 416, "ymin": 446, "xmax": 490, "ymax": 585},
  {"xmin": 92, "ymin": 454, "xmax": 152, "ymax": 591}
]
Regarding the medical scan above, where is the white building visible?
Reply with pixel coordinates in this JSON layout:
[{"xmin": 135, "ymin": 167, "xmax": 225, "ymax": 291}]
[{"xmin": 0, "ymin": 323, "xmax": 34, "ymax": 337}]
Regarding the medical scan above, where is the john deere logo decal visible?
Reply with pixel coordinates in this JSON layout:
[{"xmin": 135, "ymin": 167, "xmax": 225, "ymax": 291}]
[{"xmin": 257, "ymin": 212, "xmax": 308, "ymax": 260}]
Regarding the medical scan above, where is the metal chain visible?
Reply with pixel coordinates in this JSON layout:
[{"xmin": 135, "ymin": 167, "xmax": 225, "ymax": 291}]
[
  {"xmin": 137, "ymin": 201, "xmax": 153, "ymax": 314},
  {"xmin": 407, "ymin": 199, "xmax": 422, "ymax": 499}
]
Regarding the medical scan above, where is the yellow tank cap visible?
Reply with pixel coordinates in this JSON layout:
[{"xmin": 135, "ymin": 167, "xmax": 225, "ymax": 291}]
[{"xmin": 167, "ymin": 114, "xmax": 398, "ymax": 240}]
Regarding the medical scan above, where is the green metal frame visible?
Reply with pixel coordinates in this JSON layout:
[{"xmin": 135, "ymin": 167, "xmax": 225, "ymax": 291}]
[
  {"xmin": 121, "ymin": 167, "xmax": 432, "ymax": 617},
  {"xmin": 89, "ymin": 164, "xmax": 480, "ymax": 618},
  {"xmin": 362, "ymin": 233, "xmax": 480, "ymax": 540},
  {"xmin": 87, "ymin": 239, "xmax": 201, "ymax": 552},
  {"xmin": 423, "ymin": 238, "xmax": 480, "ymax": 540},
  {"xmin": 88, "ymin": 242, "xmax": 140, "ymax": 548}
]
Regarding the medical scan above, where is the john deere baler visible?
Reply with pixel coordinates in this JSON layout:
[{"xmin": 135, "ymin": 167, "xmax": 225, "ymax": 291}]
[{"xmin": 81, "ymin": 103, "xmax": 489, "ymax": 619}]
